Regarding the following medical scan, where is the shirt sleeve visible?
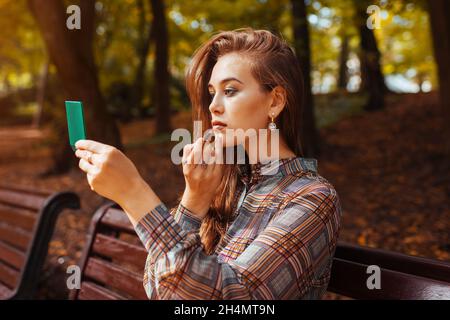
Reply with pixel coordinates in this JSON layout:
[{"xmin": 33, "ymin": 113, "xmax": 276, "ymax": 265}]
[
  {"xmin": 134, "ymin": 187, "xmax": 341, "ymax": 300},
  {"xmin": 169, "ymin": 202, "xmax": 203, "ymax": 232}
]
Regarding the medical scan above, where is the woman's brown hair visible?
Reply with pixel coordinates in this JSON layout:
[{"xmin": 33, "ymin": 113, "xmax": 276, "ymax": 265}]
[{"xmin": 184, "ymin": 27, "xmax": 305, "ymax": 254}]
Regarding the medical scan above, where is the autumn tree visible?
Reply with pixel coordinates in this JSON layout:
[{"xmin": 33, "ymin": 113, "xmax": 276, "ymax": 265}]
[
  {"xmin": 334, "ymin": 0, "xmax": 357, "ymax": 91},
  {"xmin": 132, "ymin": 0, "xmax": 154, "ymax": 117},
  {"xmin": 28, "ymin": 0, "xmax": 122, "ymax": 174},
  {"xmin": 0, "ymin": 1, "xmax": 46, "ymax": 118},
  {"xmin": 150, "ymin": 0, "xmax": 171, "ymax": 134},
  {"xmin": 376, "ymin": 1, "xmax": 436, "ymax": 92},
  {"xmin": 428, "ymin": 0, "xmax": 450, "ymax": 160},
  {"xmin": 290, "ymin": 0, "xmax": 320, "ymax": 157},
  {"xmin": 354, "ymin": 0, "xmax": 387, "ymax": 111}
]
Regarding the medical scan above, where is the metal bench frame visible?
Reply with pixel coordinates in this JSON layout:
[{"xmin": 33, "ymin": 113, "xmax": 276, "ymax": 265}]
[{"xmin": 0, "ymin": 184, "xmax": 80, "ymax": 299}]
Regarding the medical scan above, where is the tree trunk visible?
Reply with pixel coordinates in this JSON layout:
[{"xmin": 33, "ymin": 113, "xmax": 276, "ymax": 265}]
[
  {"xmin": 28, "ymin": 0, "xmax": 122, "ymax": 175},
  {"xmin": 338, "ymin": 34, "xmax": 349, "ymax": 91},
  {"xmin": 150, "ymin": 0, "xmax": 171, "ymax": 134},
  {"xmin": 354, "ymin": 0, "xmax": 386, "ymax": 111},
  {"xmin": 416, "ymin": 72, "xmax": 425, "ymax": 93},
  {"xmin": 32, "ymin": 61, "xmax": 50, "ymax": 129},
  {"xmin": 290, "ymin": 0, "xmax": 320, "ymax": 157},
  {"xmin": 132, "ymin": 0, "xmax": 154, "ymax": 116},
  {"xmin": 428, "ymin": 0, "xmax": 450, "ymax": 161}
]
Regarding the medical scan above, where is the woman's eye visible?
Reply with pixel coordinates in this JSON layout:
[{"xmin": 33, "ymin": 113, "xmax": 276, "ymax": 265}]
[
  {"xmin": 224, "ymin": 88, "xmax": 237, "ymax": 96},
  {"xmin": 208, "ymin": 88, "xmax": 237, "ymax": 98}
]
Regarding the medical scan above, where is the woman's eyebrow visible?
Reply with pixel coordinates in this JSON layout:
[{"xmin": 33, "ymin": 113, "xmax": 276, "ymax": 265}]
[{"xmin": 208, "ymin": 77, "xmax": 243, "ymax": 88}]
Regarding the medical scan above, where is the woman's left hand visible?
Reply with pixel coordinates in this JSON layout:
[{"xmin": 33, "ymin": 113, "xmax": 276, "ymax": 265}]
[{"xmin": 74, "ymin": 139, "xmax": 145, "ymax": 207}]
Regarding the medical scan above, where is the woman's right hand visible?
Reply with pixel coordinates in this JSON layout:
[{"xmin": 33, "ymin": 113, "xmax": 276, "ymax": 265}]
[{"xmin": 180, "ymin": 134, "xmax": 225, "ymax": 219}]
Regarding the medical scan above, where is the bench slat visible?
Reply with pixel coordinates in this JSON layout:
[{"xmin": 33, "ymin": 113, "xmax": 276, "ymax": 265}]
[
  {"xmin": 0, "ymin": 190, "xmax": 46, "ymax": 211},
  {"xmin": 0, "ymin": 204, "xmax": 37, "ymax": 231},
  {"xmin": 328, "ymin": 257, "xmax": 450, "ymax": 300},
  {"xmin": 92, "ymin": 234, "xmax": 147, "ymax": 271},
  {"xmin": 84, "ymin": 257, "xmax": 147, "ymax": 299},
  {"xmin": 0, "ymin": 241, "xmax": 25, "ymax": 269},
  {"xmin": 101, "ymin": 208, "xmax": 135, "ymax": 233},
  {"xmin": 0, "ymin": 261, "xmax": 19, "ymax": 289},
  {"xmin": 0, "ymin": 223, "xmax": 31, "ymax": 251},
  {"xmin": 0, "ymin": 282, "xmax": 12, "ymax": 299},
  {"xmin": 335, "ymin": 242, "xmax": 450, "ymax": 283},
  {"xmin": 78, "ymin": 202, "xmax": 450, "ymax": 301},
  {"xmin": 78, "ymin": 281, "xmax": 126, "ymax": 300},
  {"xmin": 0, "ymin": 184, "xmax": 53, "ymax": 197}
]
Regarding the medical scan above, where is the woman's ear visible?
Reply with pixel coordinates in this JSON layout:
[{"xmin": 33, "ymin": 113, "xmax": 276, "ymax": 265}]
[{"xmin": 268, "ymin": 85, "xmax": 287, "ymax": 118}]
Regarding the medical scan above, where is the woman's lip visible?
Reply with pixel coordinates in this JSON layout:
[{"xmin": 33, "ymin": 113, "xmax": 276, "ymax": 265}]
[
  {"xmin": 213, "ymin": 125, "xmax": 226, "ymax": 131},
  {"xmin": 212, "ymin": 121, "xmax": 227, "ymax": 126}
]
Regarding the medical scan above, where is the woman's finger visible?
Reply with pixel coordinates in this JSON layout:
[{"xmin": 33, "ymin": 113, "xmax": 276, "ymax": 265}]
[
  {"xmin": 212, "ymin": 156, "xmax": 224, "ymax": 175},
  {"xmin": 213, "ymin": 134, "xmax": 224, "ymax": 164},
  {"xmin": 186, "ymin": 138, "xmax": 202, "ymax": 165},
  {"xmin": 86, "ymin": 173, "xmax": 96, "ymax": 190},
  {"xmin": 79, "ymin": 158, "xmax": 96, "ymax": 175},
  {"xmin": 205, "ymin": 154, "xmax": 218, "ymax": 175},
  {"xmin": 75, "ymin": 149, "xmax": 97, "ymax": 165},
  {"xmin": 182, "ymin": 144, "xmax": 194, "ymax": 165},
  {"xmin": 75, "ymin": 139, "xmax": 108, "ymax": 154},
  {"xmin": 202, "ymin": 141, "xmax": 215, "ymax": 165},
  {"xmin": 191, "ymin": 137, "xmax": 204, "ymax": 165}
]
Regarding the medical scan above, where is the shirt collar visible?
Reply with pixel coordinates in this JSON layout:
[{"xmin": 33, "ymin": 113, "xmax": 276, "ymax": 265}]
[{"xmin": 237, "ymin": 157, "xmax": 318, "ymax": 187}]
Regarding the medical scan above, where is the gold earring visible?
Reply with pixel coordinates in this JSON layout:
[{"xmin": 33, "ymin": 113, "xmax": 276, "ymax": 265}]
[{"xmin": 268, "ymin": 112, "xmax": 277, "ymax": 130}]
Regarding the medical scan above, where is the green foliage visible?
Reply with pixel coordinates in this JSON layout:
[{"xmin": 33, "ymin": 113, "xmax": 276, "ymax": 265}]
[
  {"xmin": 375, "ymin": 0, "xmax": 437, "ymax": 90},
  {"xmin": 0, "ymin": 0, "xmax": 440, "ymax": 124},
  {"xmin": 0, "ymin": 0, "xmax": 46, "ymax": 91}
]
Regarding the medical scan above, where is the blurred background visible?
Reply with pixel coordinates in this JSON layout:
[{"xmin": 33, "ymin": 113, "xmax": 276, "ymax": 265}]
[{"xmin": 0, "ymin": 0, "xmax": 449, "ymax": 299}]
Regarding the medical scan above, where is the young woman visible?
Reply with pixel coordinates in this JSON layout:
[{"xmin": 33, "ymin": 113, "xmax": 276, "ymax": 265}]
[{"xmin": 75, "ymin": 28, "xmax": 342, "ymax": 300}]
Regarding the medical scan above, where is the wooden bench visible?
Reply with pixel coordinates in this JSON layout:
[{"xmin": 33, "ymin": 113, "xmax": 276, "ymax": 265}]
[
  {"xmin": 0, "ymin": 184, "xmax": 80, "ymax": 299},
  {"xmin": 71, "ymin": 202, "xmax": 450, "ymax": 300},
  {"xmin": 70, "ymin": 201, "xmax": 148, "ymax": 300},
  {"xmin": 328, "ymin": 242, "xmax": 450, "ymax": 299}
]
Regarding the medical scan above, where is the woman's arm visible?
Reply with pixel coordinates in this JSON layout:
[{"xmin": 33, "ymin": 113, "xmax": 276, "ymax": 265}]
[
  {"xmin": 74, "ymin": 139, "xmax": 163, "ymax": 226},
  {"xmin": 73, "ymin": 138, "xmax": 221, "ymax": 227},
  {"xmin": 120, "ymin": 178, "xmax": 205, "ymax": 230},
  {"xmin": 135, "ymin": 186, "xmax": 342, "ymax": 299},
  {"xmin": 74, "ymin": 139, "xmax": 342, "ymax": 299}
]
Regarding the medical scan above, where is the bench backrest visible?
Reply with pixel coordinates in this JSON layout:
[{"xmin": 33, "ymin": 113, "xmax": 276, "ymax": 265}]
[
  {"xmin": 328, "ymin": 242, "xmax": 450, "ymax": 299},
  {"xmin": 73, "ymin": 202, "xmax": 450, "ymax": 300},
  {"xmin": 70, "ymin": 202, "xmax": 148, "ymax": 300},
  {"xmin": 0, "ymin": 184, "xmax": 80, "ymax": 299}
]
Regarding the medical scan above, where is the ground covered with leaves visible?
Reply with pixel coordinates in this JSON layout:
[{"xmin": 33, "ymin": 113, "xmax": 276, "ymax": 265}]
[{"xmin": 0, "ymin": 92, "xmax": 448, "ymax": 299}]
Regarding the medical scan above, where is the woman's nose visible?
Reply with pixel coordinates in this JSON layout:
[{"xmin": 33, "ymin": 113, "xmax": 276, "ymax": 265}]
[{"xmin": 209, "ymin": 97, "xmax": 224, "ymax": 115}]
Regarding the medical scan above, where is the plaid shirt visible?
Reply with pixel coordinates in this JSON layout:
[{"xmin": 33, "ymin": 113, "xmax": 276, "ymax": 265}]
[{"xmin": 135, "ymin": 157, "xmax": 342, "ymax": 300}]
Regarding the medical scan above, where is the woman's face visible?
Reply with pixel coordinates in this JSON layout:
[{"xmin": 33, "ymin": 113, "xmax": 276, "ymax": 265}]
[{"xmin": 207, "ymin": 53, "xmax": 273, "ymax": 148}]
